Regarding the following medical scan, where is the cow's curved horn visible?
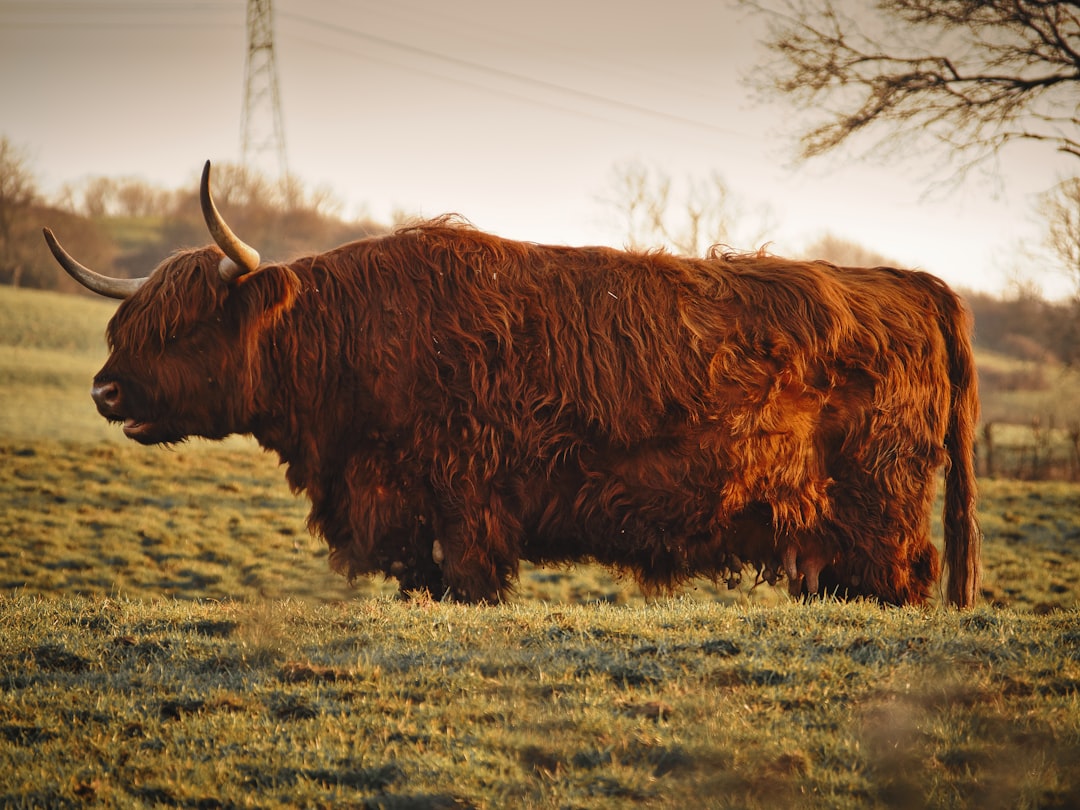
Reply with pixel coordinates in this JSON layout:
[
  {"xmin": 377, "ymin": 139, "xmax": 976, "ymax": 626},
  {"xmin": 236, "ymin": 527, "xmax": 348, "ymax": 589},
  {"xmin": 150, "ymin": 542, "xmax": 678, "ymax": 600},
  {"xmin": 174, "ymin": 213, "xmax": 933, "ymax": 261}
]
[
  {"xmin": 42, "ymin": 228, "xmax": 146, "ymax": 300},
  {"xmin": 199, "ymin": 160, "xmax": 261, "ymax": 282}
]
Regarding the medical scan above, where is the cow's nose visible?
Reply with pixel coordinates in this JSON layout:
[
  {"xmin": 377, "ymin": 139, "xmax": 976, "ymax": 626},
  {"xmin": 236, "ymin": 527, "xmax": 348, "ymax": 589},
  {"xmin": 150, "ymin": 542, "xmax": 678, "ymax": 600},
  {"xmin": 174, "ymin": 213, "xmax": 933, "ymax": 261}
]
[{"xmin": 91, "ymin": 380, "xmax": 122, "ymax": 414}]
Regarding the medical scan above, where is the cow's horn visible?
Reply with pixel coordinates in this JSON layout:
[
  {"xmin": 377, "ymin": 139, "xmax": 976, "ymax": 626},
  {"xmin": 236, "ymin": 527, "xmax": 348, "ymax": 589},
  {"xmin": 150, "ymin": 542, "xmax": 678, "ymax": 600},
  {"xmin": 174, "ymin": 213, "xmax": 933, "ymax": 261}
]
[
  {"xmin": 42, "ymin": 228, "xmax": 146, "ymax": 300},
  {"xmin": 199, "ymin": 160, "xmax": 261, "ymax": 282}
]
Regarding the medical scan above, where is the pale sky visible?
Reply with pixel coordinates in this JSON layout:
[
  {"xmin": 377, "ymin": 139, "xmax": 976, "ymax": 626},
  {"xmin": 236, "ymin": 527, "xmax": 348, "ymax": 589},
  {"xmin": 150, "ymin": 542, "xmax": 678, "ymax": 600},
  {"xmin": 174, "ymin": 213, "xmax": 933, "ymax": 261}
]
[{"xmin": 1, "ymin": 0, "xmax": 1075, "ymax": 298}]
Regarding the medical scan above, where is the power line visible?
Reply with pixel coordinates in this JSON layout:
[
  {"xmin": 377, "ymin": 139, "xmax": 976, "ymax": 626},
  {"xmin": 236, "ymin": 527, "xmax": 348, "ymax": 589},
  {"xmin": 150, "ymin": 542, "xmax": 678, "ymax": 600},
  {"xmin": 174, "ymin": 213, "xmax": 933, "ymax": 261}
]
[
  {"xmin": 0, "ymin": 1, "xmax": 234, "ymax": 11},
  {"xmin": 321, "ymin": 0, "xmax": 727, "ymax": 104},
  {"xmin": 279, "ymin": 11, "xmax": 737, "ymax": 139},
  {"xmin": 286, "ymin": 30, "xmax": 657, "ymax": 137},
  {"xmin": 2, "ymin": 1, "xmax": 739, "ymax": 142},
  {"xmin": 0, "ymin": 1, "xmax": 235, "ymax": 18},
  {"xmin": 0, "ymin": 1, "xmax": 237, "ymax": 27}
]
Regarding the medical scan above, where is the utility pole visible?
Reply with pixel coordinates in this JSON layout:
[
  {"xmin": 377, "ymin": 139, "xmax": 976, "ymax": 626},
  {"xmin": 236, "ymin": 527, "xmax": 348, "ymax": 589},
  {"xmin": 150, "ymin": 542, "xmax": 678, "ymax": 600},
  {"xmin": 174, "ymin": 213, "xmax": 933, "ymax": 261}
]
[{"xmin": 240, "ymin": 0, "xmax": 288, "ymax": 181}]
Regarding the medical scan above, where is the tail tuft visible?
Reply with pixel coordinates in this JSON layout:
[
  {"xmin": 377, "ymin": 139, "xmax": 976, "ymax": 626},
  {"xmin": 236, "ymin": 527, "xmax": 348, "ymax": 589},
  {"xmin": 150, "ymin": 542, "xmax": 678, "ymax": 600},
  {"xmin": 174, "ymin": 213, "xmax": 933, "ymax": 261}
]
[{"xmin": 935, "ymin": 279, "xmax": 982, "ymax": 608}]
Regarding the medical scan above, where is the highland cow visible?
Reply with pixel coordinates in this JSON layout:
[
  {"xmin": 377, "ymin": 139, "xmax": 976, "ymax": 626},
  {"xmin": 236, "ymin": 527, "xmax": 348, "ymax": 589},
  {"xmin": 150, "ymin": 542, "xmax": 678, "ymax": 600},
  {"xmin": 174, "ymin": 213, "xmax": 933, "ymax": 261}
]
[{"xmin": 44, "ymin": 161, "xmax": 981, "ymax": 606}]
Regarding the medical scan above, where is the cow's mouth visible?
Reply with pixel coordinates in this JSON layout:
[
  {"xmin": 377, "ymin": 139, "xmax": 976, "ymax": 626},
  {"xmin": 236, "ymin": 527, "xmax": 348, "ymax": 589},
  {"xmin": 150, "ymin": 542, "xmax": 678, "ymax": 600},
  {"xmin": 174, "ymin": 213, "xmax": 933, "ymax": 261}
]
[
  {"xmin": 119, "ymin": 417, "xmax": 174, "ymax": 445},
  {"xmin": 121, "ymin": 418, "xmax": 151, "ymax": 438}
]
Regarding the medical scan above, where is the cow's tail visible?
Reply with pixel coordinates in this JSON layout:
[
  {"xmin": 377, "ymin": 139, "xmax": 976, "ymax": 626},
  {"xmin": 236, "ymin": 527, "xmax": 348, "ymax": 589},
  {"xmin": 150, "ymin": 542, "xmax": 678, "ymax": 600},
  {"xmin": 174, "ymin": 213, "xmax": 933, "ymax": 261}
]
[{"xmin": 932, "ymin": 276, "xmax": 982, "ymax": 608}]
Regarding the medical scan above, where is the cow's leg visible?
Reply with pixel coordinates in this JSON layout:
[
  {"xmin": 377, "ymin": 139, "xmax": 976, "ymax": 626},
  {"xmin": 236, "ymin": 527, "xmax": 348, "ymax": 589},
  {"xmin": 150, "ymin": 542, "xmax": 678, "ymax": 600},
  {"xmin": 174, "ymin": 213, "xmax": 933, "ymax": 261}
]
[
  {"xmin": 818, "ymin": 465, "xmax": 941, "ymax": 605},
  {"xmin": 434, "ymin": 494, "xmax": 522, "ymax": 603},
  {"xmin": 391, "ymin": 557, "xmax": 446, "ymax": 599},
  {"xmin": 319, "ymin": 455, "xmax": 451, "ymax": 597}
]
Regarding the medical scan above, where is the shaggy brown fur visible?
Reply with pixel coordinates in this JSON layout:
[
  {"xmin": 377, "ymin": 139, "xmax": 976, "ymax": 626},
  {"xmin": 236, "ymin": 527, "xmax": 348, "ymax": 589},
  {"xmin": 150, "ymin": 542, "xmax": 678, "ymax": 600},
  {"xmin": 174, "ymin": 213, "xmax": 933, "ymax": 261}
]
[{"xmin": 87, "ymin": 216, "xmax": 981, "ymax": 606}]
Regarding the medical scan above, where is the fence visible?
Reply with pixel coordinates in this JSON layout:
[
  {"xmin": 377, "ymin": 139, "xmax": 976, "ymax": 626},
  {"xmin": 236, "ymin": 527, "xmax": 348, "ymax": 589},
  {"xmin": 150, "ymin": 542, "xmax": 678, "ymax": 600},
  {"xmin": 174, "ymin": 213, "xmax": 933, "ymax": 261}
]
[{"xmin": 977, "ymin": 419, "xmax": 1080, "ymax": 481}]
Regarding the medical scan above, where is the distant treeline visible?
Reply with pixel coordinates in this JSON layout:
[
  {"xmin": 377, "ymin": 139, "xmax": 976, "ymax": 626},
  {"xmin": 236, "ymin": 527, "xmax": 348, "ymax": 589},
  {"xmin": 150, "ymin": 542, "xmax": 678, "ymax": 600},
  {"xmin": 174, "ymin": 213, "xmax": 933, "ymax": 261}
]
[
  {"xmin": 2, "ymin": 165, "xmax": 387, "ymax": 295},
  {"xmin": 964, "ymin": 291, "xmax": 1079, "ymax": 369}
]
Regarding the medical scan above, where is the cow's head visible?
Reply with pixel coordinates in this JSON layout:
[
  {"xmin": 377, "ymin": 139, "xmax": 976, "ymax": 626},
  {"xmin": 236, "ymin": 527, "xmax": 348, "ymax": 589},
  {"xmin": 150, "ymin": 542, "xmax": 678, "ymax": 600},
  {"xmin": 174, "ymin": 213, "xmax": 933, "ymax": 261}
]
[{"xmin": 44, "ymin": 162, "xmax": 299, "ymax": 444}]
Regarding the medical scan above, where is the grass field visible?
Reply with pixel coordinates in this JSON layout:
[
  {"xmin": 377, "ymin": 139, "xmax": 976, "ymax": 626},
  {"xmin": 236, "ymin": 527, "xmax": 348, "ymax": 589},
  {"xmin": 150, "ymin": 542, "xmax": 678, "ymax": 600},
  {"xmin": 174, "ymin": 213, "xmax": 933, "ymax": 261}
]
[
  {"xmin": 2, "ymin": 285, "xmax": 1079, "ymax": 808},
  {"xmin": 3, "ymin": 595, "xmax": 1079, "ymax": 809}
]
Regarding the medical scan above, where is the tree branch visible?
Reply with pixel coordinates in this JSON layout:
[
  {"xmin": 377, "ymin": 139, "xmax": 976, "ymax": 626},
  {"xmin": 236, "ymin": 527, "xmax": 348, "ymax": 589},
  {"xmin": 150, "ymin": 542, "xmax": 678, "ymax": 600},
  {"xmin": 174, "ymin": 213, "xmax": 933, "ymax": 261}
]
[{"xmin": 742, "ymin": 0, "xmax": 1080, "ymax": 170}]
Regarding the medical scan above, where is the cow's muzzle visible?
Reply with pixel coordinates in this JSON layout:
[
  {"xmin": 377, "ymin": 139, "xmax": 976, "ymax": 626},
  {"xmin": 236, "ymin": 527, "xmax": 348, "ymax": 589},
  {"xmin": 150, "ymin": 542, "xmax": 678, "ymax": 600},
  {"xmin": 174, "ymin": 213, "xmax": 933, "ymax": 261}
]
[
  {"xmin": 91, "ymin": 380, "xmax": 124, "ymax": 420},
  {"xmin": 92, "ymin": 380, "xmax": 159, "ymax": 442}
]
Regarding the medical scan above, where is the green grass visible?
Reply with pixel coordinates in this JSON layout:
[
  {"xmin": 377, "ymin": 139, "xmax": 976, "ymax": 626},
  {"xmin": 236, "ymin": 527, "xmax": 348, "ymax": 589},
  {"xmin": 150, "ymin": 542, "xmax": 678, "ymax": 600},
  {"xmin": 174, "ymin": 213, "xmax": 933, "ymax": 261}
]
[
  {"xmin": 2, "ymin": 284, "xmax": 1080, "ymax": 808},
  {"xmin": 0, "ymin": 286, "xmax": 117, "ymax": 443},
  {"xmin": 1, "ymin": 596, "xmax": 1078, "ymax": 809}
]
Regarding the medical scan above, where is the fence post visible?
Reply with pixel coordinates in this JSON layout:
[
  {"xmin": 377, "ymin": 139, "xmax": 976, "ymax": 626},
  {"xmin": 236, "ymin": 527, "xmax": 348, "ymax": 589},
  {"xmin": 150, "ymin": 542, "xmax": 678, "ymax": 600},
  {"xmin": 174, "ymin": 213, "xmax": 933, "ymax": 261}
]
[{"xmin": 981, "ymin": 422, "xmax": 995, "ymax": 479}]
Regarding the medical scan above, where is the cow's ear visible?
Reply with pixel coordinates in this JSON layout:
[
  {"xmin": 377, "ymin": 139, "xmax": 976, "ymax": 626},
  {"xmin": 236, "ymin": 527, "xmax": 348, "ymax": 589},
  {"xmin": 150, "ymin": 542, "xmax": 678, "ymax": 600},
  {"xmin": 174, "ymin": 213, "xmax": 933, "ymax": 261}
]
[{"xmin": 231, "ymin": 264, "xmax": 302, "ymax": 333}]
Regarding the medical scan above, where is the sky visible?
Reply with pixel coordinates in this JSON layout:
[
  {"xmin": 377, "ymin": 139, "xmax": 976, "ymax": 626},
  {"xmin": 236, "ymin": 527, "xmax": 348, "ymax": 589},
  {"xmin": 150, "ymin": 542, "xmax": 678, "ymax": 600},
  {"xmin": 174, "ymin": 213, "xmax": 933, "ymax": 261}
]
[{"xmin": 1, "ymin": 0, "xmax": 1076, "ymax": 298}]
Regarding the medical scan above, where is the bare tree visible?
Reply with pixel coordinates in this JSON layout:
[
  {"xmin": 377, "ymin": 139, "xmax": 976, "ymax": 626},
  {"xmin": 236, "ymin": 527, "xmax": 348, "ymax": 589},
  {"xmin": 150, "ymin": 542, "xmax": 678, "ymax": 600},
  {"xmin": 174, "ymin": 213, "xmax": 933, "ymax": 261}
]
[
  {"xmin": 114, "ymin": 179, "xmax": 176, "ymax": 219},
  {"xmin": 78, "ymin": 176, "xmax": 117, "ymax": 218},
  {"xmin": 62, "ymin": 175, "xmax": 179, "ymax": 219},
  {"xmin": 1039, "ymin": 176, "xmax": 1080, "ymax": 296},
  {"xmin": 0, "ymin": 137, "xmax": 39, "ymax": 287},
  {"xmin": 1036, "ymin": 176, "xmax": 1080, "ymax": 362},
  {"xmin": 602, "ymin": 160, "xmax": 773, "ymax": 256},
  {"xmin": 802, "ymin": 232, "xmax": 901, "ymax": 267},
  {"xmin": 742, "ymin": 1, "xmax": 1080, "ymax": 176}
]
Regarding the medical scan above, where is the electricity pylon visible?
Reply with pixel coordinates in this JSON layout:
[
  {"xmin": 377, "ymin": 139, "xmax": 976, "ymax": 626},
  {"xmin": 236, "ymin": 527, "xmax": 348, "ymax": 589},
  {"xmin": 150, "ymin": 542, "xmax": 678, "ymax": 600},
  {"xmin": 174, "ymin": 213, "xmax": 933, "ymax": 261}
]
[{"xmin": 239, "ymin": 0, "xmax": 288, "ymax": 181}]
